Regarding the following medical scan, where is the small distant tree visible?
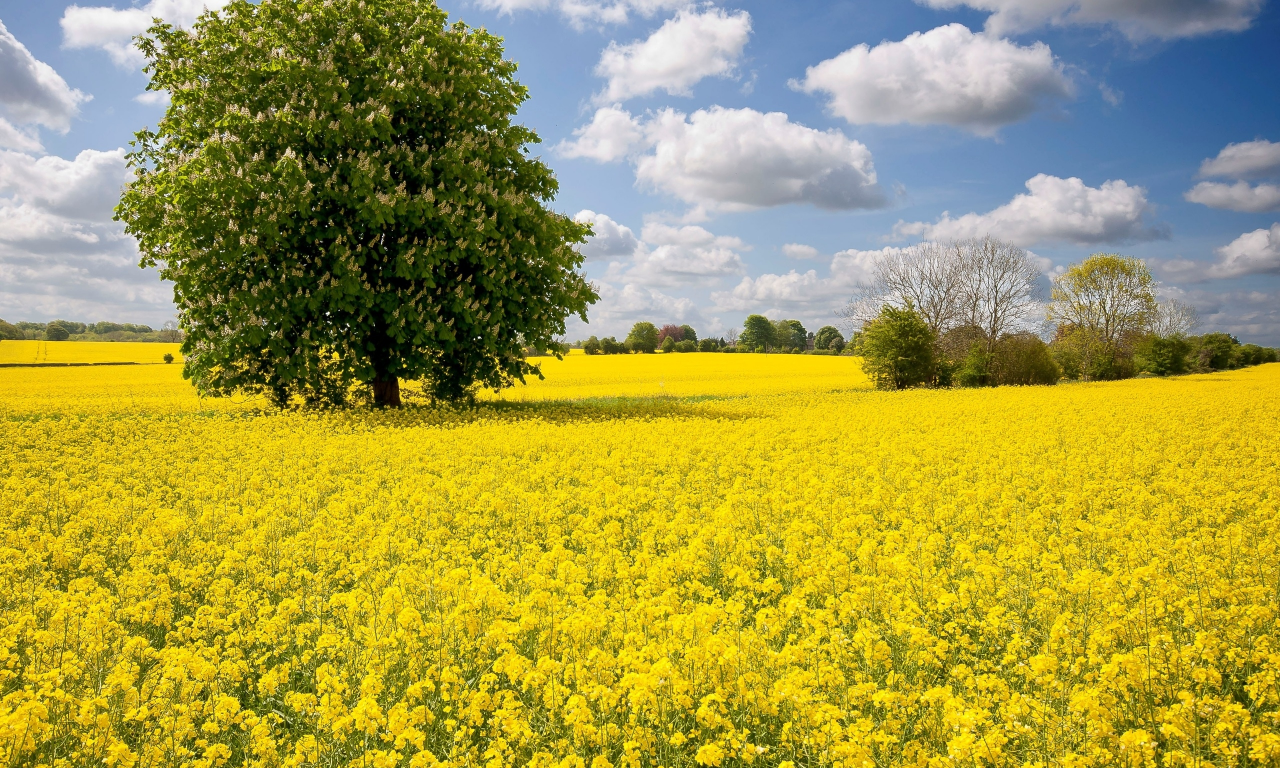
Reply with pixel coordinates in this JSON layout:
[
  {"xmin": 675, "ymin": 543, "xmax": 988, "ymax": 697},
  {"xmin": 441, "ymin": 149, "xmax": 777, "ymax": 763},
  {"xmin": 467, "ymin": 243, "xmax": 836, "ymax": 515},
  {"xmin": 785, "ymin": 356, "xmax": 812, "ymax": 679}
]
[
  {"xmin": 1192, "ymin": 333, "xmax": 1239, "ymax": 371},
  {"xmin": 1135, "ymin": 334, "xmax": 1191, "ymax": 376},
  {"xmin": 45, "ymin": 324, "xmax": 70, "ymax": 341},
  {"xmin": 159, "ymin": 320, "xmax": 183, "ymax": 343},
  {"xmin": 118, "ymin": 0, "xmax": 596, "ymax": 407},
  {"xmin": 741, "ymin": 314, "xmax": 775, "ymax": 351},
  {"xmin": 1047, "ymin": 254, "xmax": 1156, "ymax": 380},
  {"xmin": 163, "ymin": 353, "xmax": 176, "ymax": 364},
  {"xmin": 860, "ymin": 303, "xmax": 936, "ymax": 390},
  {"xmin": 679, "ymin": 324, "xmax": 698, "ymax": 344},
  {"xmin": 697, "ymin": 338, "xmax": 717, "ymax": 352},
  {"xmin": 661, "ymin": 336, "xmax": 676, "ymax": 353},
  {"xmin": 627, "ymin": 322, "xmax": 659, "ymax": 353},
  {"xmin": 658, "ymin": 324, "xmax": 684, "ymax": 345},
  {"xmin": 1148, "ymin": 299, "xmax": 1199, "ymax": 337},
  {"xmin": 988, "ymin": 333, "xmax": 1059, "ymax": 386},
  {"xmin": 600, "ymin": 336, "xmax": 627, "ymax": 354},
  {"xmin": 582, "ymin": 336, "xmax": 601, "ymax": 355},
  {"xmin": 814, "ymin": 326, "xmax": 844, "ymax": 351},
  {"xmin": 773, "ymin": 319, "xmax": 807, "ymax": 350},
  {"xmin": 724, "ymin": 327, "xmax": 739, "ymax": 347},
  {"xmin": 0, "ymin": 319, "xmax": 20, "ymax": 340}
]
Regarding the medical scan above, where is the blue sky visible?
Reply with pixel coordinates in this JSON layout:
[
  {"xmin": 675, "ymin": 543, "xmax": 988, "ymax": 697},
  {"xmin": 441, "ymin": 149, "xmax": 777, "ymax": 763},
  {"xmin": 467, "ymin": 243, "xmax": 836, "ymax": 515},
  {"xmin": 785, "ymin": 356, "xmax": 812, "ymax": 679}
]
[{"xmin": 1, "ymin": 0, "xmax": 1278, "ymax": 343}]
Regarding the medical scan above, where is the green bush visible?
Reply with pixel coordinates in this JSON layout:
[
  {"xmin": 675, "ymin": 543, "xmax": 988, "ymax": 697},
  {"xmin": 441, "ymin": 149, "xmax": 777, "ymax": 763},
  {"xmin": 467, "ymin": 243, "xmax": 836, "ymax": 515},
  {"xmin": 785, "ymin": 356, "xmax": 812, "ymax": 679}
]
[
  {"xmin": 1134, "ymin": 335, "xmax": 1192, "ymax": 376},
  {"xmin": 45, "ymin": 324, "xmax": 70, "ymax": 341},
  {"xmin": 675, "ymin": 340, "xmax": 696, "ymax": 353},
  {"xmin": 164, "ymin": 353, "xmax": 175, "ymax": 364},
  {"xmin": 626, "ymin": 322, "xmax": 659, "ymax": 353},
  {"xmin": 600, "ymin": 337, "xmax": 627, "ymax": 355},
  {"xmin": 1192, "ymin": 333, "xmax": 1239, "ymax": 371},
  {"xmin": 661, "ymin": 336, "xmax": 676, "ymax": 353},
  {"xmin": 859, "ymin": 304, "xmax": 936, "ymax": 390},
  {"xmin": 0, "ymin": 319, "xmax": 21, "ymax": 340},
  {"xmin": 697, "ymin": 338, "xmax": 717, "ymax": 352},
  {"xmin": 582, "ymin": 336, "xmax": 601, "ymax": 355},
  {"xmin": 989, "ymin": 333, "xmax": 1060, "ymax": 386}
]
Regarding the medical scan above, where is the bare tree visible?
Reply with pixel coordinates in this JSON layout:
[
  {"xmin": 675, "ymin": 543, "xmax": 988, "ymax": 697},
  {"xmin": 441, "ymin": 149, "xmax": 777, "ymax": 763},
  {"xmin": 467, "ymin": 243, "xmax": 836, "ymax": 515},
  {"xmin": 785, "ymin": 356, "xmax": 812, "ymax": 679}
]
[
  {"xmin": 1148, "ymin": 299, "xmax": 1200, "ymax": 337},
  {"xmin": 956, "ymin": 236, "xmax": 1044, "ymax": 354},
  {"xmin": 840, "ymin": 241, "xmax": 968, "ymax": 333}
]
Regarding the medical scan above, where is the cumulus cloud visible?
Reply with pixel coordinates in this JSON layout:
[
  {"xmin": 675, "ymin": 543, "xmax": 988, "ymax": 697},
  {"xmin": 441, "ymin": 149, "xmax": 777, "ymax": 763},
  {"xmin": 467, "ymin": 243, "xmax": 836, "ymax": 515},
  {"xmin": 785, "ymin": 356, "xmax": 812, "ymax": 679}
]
[
  {"xmin": 556, "ymin": 105, "xmax": 646, "ymax": 162},
  {"xmin": 61, "ymin": 0, "xmax": 232, "ymax": 67},
  {"xmin": 709, "ymin": 246, "xmax": 902, "ymax": 316},
  {"xmin": 782, "ymin": 243, "xmax": 820, "ymax": 259},
  {"xmin": 638, "ymin": 106, "xmax": 885, "ymax": 212},
  {"xmin": 574, "ymin": 210, "xmax": 641, "ymax": 261},
  {"xmin": 567, "ymin": 280, "xmax": 703, "ymax": 339},
  {"xmin": 1209, "ymin": 224, "xmax": 1280, "ymax": 278},
  {"xmin": 917, "ymin": 0, "xmax": 1263, "ymax": 40},
  {"xmin": 474, "ymin": 0, "xmax": 687, "ymax": 28},
  {"xmin": 616, "ymin": 222, "xmax": 747, "ymax": 286},
  {"xmin": 0, "ymin": 20, "xmax": 90, "ymax": 146},
  {"xmin": 1198, "ymin": 139, "xmax": 1280, "ymax": 179},
  {"xmin": 894, "ymin": 174, "xmax": 1163, "ymax": 247},
  {"xmin": 0, "ymin": 147, "xmax": 174, "ymax": 323},
  {"xmin": 595, "ymin": 8, "xmax": 750, "ymax": 103},
  {"xmin": 1185, "ymin": 181, "xmax": 1280, "ymax": 213},
  {"xmin": 793, "ymin": 24, "xmax": 1073, "ymax": 136},
  {"xmin": 559, "ymin": 106, "xmax": 885, "ymax": 213}
]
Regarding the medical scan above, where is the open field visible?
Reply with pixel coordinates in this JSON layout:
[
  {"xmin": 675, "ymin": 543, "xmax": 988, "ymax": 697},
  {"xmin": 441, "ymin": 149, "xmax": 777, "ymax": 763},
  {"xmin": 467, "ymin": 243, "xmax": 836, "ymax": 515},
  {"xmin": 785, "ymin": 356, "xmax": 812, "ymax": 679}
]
[
  {"xmin": 0, "ymin": 340, "xmax": 183, "ymax": 365},
  {"xmin": 2, "ymin": 358, "xmax": 1279, "ymax": 767}
]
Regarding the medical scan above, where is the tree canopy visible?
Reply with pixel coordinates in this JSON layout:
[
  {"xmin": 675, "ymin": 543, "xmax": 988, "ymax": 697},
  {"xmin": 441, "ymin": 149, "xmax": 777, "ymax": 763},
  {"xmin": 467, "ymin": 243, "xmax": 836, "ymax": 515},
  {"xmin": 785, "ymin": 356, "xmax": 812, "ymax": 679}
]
[
  {"xmin": 740, "ymin": 314, "xmax": 774, "ymax": 351},
  {"xmin": 626, "ymin": 322, "xmax": 659, "ymax": 353},
  {"xmin": 117, "ymin": 0, "xmax": 596, "ymax": 407},
  {"xmin": 859, "ymin": 303, "xmax": 936, "ymax": 390}
]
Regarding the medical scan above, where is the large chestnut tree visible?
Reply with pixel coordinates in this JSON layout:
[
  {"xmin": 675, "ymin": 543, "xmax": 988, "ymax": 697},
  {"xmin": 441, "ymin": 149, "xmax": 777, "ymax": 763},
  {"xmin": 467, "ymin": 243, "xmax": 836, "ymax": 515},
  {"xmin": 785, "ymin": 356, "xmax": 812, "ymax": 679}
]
[{"xmin": 118, "ymin": 0, "xmax": 596, "ymax": 407}]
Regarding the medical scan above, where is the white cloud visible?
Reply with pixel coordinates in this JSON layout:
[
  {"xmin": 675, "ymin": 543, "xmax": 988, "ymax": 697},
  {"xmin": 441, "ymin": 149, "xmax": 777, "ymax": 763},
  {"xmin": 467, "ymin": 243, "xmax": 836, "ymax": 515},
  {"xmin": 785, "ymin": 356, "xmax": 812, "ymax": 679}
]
[
  {"xmin": 637, "ymin": 106, "xmax": 885, "ymax": 212},
  {"xmin": 782, "ymin": 243, "xmax": 820, "ymax": 259},
  {"xmin": 1185, "ymin": 181, "xmax": 1280, "ymax": 213},
  {"xmin": 1209, "ymin": 224, "xmax": 1280, "ymax": 278},
  {"xmin": 594, "ymin": 8, "xmax": 750, "ymax": 103},
  {"xmin": 474, "ymin": 0, "xmax": 687, "ymax": 28},
  {"xmin": 0, "ymin": 20, "xmax": 89, "ymax": 139},
  {"xmin": 61, "ymin": 0, "xmax": 233, "ymax": 68},
  {"xmin": 0, "ymin": 147, "xmax": 174, "ymax": 324},
  {"xmin": 917, "ymin": 0, "xmax": 1263, "ymax": 40},
  {"xmin": 793, "ymin": 24, "xmax": 1073, "ymax": 136},
  {"xmin": 556, "ymin": 105, "xmax": 645, "ymax": 162},
  {"xmin": 616, "ymin": 222, "xmax": 747, "ymax": 286},
  {"xmin": 574, "ymin": 210, "xmax": 640, "ymax": 260},
  {"xmin": 570, "ymin": 280, "xmax": 702, "ymax": 338},
  {"xmin": 709, "ymin": 246, "xmax": 902, "ymax": 316},
  {"xmin": 1198, "ymin": 139, "xmax": 1280, "ymax": 179},
  {"xmin": 894, "ymin": 173, "xmax": 1163, "ymax": 247}
]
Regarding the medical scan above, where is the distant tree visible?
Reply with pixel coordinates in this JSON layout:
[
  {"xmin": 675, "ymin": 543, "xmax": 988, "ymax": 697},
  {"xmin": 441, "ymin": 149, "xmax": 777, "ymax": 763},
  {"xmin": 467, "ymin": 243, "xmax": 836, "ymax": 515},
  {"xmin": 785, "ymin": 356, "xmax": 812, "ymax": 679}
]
[
  {"xmin": 600, "ymin": 336, "xmax": 627, "ymax": 354},
  {"xmin": 724, "ymin": 327, "xmax": 739, "ymax": 347},
  {"xmin": 627, "ymin": 322, "xmax": 660, "ymax": 353},
  {"xmin": 658, "ymin": 324, "xmax": 684, "ymax": 345},
  {"xmin": 159, "ymin": 320, "xmax": 183, "ymax": 343},
  {"xmin": 1192, "ymin": 333, "xmax": 1240, "ymax": 371},
  {"xmin": 773, "ymin": 319, "xmax": 807, "ymax": 350},
  {"xmin": 675, "ymin": 339, "xmax": 696, "ymax": 353},
  {"xmin": 1135, "ymin": 334, "xmax": 1192, "ymax": 376},
  {"xmin": 741, "ymin": 315, "xmax": 775, "ymax": 351},
  {"xmin": 679, "ymin": 324, "xmax": 698, "ymax": 344},
  {"xmin": 117, "ymin": 0, "xmax": 596, "ymax": 407},
  {"xmin": 860, "ymin": 303, "xmax": 936, "ymax": 390},
  {"xmin": 163, "ymin": 353, "xmax": 176, "ymax": 364},
  {"xmin": 697, "ymin": 338, "xmax": 717, "ymax": 352},
  {"xmin": 45, "ymin": 324, "xmax": 70, "ymax": 341},
  {"xmin": 582, "ymin": 336, "xmax": 601, "ymax": 355},
  {"xmin": 1047, "ymin": 254, "xmax": 1156, "ymax": 380},
  {"xmin": 0, "ymin": 319, "xmax": 20, "ymax": 340},
  {"xmin": 988, "ymin": 333, "xmax": 1059, "ymax": 386},
  {"xmin": 814, "ymin": 326, "xmax": 844, "ymax": 351},
  {"xmin": 1148, "ymin": 299, "xmax": 1199, "ymax": 337},
  {"xmin": 661, "ymin": 336, "xmax": 676, "ymax": 353}
]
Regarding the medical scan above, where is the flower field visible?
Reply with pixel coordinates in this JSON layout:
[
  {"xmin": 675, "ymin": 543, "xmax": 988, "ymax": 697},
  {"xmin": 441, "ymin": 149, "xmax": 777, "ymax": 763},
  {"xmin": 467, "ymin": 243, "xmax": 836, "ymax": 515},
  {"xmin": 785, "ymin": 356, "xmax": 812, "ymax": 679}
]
[
  {"xmin": 2, "ymin": 356, "xmax": 1279, "ymax": 768},
  {"xmin": 0, "ymin": 340, "xmax": 182, "ymax": 365}
]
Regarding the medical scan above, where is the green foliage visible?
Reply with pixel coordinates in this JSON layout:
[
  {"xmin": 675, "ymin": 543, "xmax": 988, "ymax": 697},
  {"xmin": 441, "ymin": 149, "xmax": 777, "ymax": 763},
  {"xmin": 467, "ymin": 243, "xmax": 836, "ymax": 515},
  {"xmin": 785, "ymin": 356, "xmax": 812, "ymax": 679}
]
[
  {"xmin": 813, "ymin": 326, "xmax": 844, "ymax": 352},
  {"xmin": 163, "ymin": 353, "xmax": 175, "ymax": 364},
  {"xmin": 1048, "ymin": 254, "xmax": 1157, "ymax": 347},
  {"xmin": 675, "ymin": 339, "xmax": 696, "ymax": 353},
  {"xmin": 989, "ymin": 333, "xmax": 1059, "ymax": 386},
  {"xmin": 1135, "ymin": 335, "xmax": 1192, "ymax": 376},
  {"xmin": 117, "ymin": 0, "xmax": 595, "ymax": 407},
  {"xmin": 582, "ymin": 336, "xmax": 601, "ymax": 355},
  {"xmin": 955, "ymin": 344, "xmax": 992, "ymax": 388},
  {"xmin": 600, "ymin": 336, "xmax": 627, "ymax": 355},
  {"xmin": 661, "ymin": 336, "xmax": 676, "ymax": 353},
  {"xmin": 697, "ymin": 338, "xmax": 718, "ymax": 352},
  {"xmin": 0, "ymin": 319, "xmax": 20, "ymax": 340},
  {"xmin": 773, "ymin": 319, "xmax": 807, "ymax": 350},
  {"xmin": 1192, "ymin": 333, "xmax": 1239, "ymax": 371},
  {"xmin": 626, "ymin": 322, "xmax": 659, "ymax": 353},
  {"xmin": 740, "ymin": 315, "xmax": 775, "ymax": 352},
  {"xmin": 44, "ymin": 324, "xmax": 70, "ymax": 341},
  {"xmin": 859, "ymin": 304, "xmax": 936, "ymax": 390},
  {"xmin": 679, "ymin": 325, "xmax": 698, "ymax": 344}
]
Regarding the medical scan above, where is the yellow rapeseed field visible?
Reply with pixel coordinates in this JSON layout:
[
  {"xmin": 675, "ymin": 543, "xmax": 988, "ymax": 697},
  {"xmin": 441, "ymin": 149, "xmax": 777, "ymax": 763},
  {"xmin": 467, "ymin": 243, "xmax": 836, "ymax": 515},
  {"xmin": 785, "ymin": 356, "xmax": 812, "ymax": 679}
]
[
  {"xmin": 0, "ymin": 340, "xmax": 183, "ymax": 365},
  {"xmin": 2, "ymin": 355, "xmax": 1279, "ymax": 768}
]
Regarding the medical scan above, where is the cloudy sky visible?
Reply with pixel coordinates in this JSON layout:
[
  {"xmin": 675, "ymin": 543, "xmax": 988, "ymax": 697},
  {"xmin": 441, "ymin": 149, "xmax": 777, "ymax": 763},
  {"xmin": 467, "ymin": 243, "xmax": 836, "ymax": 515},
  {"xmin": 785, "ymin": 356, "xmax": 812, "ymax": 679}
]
[{"xmin": 1, "ymin": 0, "xmax": 1278, "ymax": 343}]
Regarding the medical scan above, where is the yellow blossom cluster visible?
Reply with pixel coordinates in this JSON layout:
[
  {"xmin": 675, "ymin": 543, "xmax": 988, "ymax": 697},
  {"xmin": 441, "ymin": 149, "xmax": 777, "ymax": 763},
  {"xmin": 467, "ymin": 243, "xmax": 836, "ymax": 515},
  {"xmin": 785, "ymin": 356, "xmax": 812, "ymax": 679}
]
[{"xmin": 2, "ymin": 356, "xmax": 1279, "ymax": 768}]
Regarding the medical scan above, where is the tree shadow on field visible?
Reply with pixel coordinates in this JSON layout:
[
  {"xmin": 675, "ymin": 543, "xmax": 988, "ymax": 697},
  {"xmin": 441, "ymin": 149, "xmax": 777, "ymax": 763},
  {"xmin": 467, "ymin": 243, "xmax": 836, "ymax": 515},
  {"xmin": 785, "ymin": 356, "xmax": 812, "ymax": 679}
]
[{"xmin": 353, "ymin": 393, "xmax": 752, "ymax": 430}]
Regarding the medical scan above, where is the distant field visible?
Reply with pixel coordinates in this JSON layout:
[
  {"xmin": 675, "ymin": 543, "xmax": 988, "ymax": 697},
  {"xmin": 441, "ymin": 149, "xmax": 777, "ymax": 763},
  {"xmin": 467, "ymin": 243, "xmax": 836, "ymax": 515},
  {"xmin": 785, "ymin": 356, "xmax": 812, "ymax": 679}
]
[{"xmin": 0, "ymin": 339, "xmax": 182, "ymax": 365}]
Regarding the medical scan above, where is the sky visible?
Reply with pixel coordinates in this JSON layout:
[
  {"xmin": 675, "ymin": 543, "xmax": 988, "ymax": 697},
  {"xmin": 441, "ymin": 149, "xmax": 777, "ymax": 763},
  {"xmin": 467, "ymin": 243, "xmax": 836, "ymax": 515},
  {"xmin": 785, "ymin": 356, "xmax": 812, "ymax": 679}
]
[{"xmin": 0, "ymin": 0, "xmax": 1278, "ymax": 343}]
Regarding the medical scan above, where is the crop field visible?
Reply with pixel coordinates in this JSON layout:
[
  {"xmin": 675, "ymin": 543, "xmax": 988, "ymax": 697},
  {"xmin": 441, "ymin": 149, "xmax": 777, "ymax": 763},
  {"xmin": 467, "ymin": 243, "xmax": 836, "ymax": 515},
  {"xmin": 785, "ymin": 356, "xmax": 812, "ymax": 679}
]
[
  {"xmin": 0, "ymin": 340, "xmax": 183, "ymax": 366},
  {"xmin": 2, "ymin": 356, "xmax": 1279, "ymax": 768}
]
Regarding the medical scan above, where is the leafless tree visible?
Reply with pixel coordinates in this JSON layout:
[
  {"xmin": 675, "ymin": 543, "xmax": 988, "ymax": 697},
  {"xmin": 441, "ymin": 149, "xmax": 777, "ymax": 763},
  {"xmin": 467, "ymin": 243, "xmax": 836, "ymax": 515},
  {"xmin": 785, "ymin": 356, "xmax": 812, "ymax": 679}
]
[
  {"xmin": 841, "ymin": 237, "xmax": 1043, "ymax": 350},
  {"xmin": 724, "ymin": 327, "xmax": 739, "ymax": 346},
  {"xmin": 1147, "ymin": 299, "xmax": 1200, "ymax": 337},
  {"xmin": 159, "ymin": 319, "xmax": 183, "ymax": 343},
  {"xmin": 956, "ymin": 236, "xmax": 1044, "ymax": 354}
]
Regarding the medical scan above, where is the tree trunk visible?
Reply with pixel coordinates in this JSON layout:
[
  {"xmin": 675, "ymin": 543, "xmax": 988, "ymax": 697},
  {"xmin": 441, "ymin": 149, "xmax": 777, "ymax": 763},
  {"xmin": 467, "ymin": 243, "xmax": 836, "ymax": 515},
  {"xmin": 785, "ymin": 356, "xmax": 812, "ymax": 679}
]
[{"xmin": 372, "ymin": 378, "xmax": 401, "ymax": 408}]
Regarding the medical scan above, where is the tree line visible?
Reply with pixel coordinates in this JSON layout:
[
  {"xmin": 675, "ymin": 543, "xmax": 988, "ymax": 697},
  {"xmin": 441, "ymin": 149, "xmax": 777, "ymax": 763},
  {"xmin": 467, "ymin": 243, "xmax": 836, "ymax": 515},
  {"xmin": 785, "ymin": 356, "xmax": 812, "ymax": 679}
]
[
  {"xmin": 844, "ymin": 238, "xmax": 1278, "ymax": 390},
  {"xmin": 578, "ymin": 319, "xmax": 850, "ymax": 356},
  {"xmin": 0, "ymin": 319, "xmax": 183, "ymax": 343}
]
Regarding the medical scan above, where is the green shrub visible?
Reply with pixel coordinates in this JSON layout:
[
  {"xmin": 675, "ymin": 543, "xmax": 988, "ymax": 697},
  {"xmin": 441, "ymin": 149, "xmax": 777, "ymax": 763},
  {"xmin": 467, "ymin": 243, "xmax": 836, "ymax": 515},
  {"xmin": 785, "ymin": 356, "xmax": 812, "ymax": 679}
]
[
  {"xmin": 582, "ymin": 336, "xmax": 601, "ymax": 355},
  {"xmin": 164, "ymin": 353, "xmax": 175, "ymax": 364},
  {"xmin": 1134, "ymin": 335, "xmax": 1192, "ymax": 376},
  {"xmin": 45, "ymin": 324, "xmax": 70, "ymax": 341},
  {"xmin": 1192, "ymin": 333, "xmax": 1239, "ymax": 371},
  {"xmin": 675, "ymin": 340, "xmax": 696, "ymax": 353},
  {"xmin": 990, "ymin": 333, "xmax": 1060, "ymax": 386},
  {"xmin": 697, "ymin": 338, "xmax": 717, "ymax": 352},
  {"xmin": 859, "ymin": 304, "xmax": 935, "ymax": 390}
]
